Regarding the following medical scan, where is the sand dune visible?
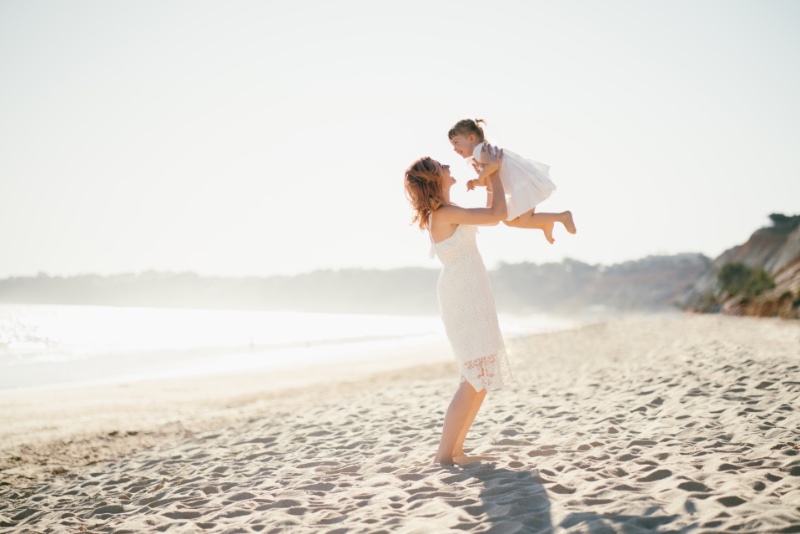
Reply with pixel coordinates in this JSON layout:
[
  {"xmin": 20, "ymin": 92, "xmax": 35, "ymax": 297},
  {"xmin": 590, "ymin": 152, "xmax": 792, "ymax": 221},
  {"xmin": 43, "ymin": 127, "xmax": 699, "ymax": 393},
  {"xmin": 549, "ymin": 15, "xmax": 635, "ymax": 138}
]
[{"xmin": 1, "ymin": 314, "xmax": 799, "ymax": 532}]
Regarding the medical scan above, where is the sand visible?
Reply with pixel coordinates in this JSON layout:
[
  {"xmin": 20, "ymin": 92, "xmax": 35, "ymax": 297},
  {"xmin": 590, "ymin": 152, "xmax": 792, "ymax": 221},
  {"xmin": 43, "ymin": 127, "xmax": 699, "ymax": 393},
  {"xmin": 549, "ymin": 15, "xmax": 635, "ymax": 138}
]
[{"xmin": 1, "ymin": 314, "xmax": 799, "ymax": 533}]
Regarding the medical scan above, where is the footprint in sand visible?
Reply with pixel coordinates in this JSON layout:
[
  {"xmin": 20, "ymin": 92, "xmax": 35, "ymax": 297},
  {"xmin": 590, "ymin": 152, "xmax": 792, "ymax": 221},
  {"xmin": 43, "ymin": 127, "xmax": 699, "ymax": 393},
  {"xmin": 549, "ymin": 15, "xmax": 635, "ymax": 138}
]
[
  {"xmin": 162, "ymin": 510, "xmax": 202, "ymax": 520},
  {"xmin": 548, "ymin": 484, "xmax": 576, "ymax": 495},
  {"xmin": 717, "ymin": 496, "xmax": 746, "ymax": 507},
  {"xmin": 527, "ymin": 448, "xmax": 558, "ymax": 457},
  {"xmin": 636, "ymin": 469, "xmax": 672, "ymax": 482},
  {"xmin": 677, "ymin": 481, "xmax": 710, "ymax": 492}
]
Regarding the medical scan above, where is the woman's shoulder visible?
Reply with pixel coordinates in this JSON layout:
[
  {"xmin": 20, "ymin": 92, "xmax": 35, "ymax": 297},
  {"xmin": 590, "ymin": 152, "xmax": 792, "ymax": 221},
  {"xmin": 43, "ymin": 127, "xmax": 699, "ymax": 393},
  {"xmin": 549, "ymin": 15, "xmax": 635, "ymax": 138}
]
[
  {"xmin": 430, "ymin": 206, "xmax": 450, "ymax": 225},
  {"xmin": 430, "ymin": 211, "xmax": 460, "ymax": 243},
  {"xmin": 432, "ymin": 204, "xmax": 463, "ymax": 222}
]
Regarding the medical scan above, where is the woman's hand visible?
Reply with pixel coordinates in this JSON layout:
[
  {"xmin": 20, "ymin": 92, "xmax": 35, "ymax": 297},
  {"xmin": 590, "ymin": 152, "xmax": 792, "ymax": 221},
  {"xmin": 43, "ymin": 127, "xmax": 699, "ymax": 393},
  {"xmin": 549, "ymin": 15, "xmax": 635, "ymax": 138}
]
[{"xmin": 480, "ymin": 143, "xmax": 504, "ymax": 167}]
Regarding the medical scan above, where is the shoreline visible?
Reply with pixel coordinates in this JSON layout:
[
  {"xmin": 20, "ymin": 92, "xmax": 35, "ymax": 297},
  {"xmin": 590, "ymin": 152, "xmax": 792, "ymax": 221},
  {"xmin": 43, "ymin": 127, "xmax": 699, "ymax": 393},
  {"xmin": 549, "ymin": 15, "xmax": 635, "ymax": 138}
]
[
  {"xmin": 0, "ymin": 336, "xmax": 452, "ymax": 394},
  {"xmin": 0, "ymin": 304, "xmax": 578, "ymax": 393},
  {"xmin": 2, "ymin": 314, "xmax": 799, "ymax": 532}
]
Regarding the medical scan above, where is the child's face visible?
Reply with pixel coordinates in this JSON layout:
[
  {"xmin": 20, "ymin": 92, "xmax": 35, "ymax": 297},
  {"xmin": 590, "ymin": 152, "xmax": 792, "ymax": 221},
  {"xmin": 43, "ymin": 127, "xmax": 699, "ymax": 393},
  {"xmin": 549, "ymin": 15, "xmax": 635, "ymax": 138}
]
[{"xmin": 450, "ymin": 134, "xmax": 478, "ymax": 159}]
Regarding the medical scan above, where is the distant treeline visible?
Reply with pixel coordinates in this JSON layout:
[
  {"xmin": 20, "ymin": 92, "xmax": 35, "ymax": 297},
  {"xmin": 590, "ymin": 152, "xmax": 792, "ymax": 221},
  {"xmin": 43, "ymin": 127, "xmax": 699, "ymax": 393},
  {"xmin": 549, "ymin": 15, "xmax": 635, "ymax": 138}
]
[{"xmin": 0, "ymin": 254, "xmax": 710, "ymax": 315}]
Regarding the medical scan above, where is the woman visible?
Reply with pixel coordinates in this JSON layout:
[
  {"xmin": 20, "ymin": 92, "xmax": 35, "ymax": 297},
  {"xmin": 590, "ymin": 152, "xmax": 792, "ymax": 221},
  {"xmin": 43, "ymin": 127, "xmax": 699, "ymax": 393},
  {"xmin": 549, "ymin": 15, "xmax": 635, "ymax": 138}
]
[{"xmin": 404, "ymin": 145, "xmax": 513, "ymax": 465}]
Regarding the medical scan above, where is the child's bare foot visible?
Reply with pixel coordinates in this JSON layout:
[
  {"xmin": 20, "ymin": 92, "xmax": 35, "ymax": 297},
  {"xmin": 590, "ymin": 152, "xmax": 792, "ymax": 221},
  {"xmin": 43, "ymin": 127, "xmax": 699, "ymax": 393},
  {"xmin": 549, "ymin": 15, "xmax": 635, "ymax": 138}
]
[
  {"xmin": 561, "ymin": 211, "xmax": 576, "ymax": 234},
  {"xmin": 542, "ymin": 222, "xmax": 555, "ymax": 244}
]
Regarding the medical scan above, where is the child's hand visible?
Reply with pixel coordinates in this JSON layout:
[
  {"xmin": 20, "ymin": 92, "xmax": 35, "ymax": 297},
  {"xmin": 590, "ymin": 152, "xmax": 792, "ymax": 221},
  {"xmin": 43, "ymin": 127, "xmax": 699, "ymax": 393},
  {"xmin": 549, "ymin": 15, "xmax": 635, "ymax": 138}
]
[{"xmin": 467, "ymin": 179, "xmax": 478, "ymax": 191}]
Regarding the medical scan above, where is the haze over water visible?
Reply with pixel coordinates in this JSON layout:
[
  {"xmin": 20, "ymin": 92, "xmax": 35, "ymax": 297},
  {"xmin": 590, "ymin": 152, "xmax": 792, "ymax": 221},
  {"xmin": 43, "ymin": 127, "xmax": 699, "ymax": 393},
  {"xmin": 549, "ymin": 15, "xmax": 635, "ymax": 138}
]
[{"xmin": 0, "ymin": 303, "xmax": 574, "ymax": 391}]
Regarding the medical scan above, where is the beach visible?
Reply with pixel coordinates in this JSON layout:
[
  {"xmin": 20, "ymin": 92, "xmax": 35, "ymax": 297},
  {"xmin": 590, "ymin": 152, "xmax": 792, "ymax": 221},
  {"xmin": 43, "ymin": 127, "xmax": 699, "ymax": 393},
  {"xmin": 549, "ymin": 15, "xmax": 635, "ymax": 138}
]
[{"xmin": 1, "ymin": 314, "xmax": 799, "ymax": 532}]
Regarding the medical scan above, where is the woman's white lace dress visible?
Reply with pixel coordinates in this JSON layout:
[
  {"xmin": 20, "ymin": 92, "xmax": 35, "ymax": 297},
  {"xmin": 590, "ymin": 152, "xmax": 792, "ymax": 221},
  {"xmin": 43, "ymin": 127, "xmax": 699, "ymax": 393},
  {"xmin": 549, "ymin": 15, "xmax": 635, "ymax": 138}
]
[{"xmin": 430, "ymin": 224, "xmax": 512, "ymax": 391}]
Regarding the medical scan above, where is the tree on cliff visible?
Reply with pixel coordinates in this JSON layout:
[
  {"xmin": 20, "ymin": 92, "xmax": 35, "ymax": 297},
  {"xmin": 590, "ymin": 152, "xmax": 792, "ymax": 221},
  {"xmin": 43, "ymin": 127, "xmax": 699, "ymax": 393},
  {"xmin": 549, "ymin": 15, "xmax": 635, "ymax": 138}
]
[{"xmin": 767, "ymin": 213, "xmax": 800, "ymax": 233}]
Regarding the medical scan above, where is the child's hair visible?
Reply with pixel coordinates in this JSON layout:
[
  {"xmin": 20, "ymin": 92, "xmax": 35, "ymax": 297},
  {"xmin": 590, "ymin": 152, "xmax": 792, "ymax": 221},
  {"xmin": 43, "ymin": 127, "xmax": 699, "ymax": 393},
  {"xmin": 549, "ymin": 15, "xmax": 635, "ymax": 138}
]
[
  {"xmin": 448, "ymin": 118, "xmax": 487, "ymax": 142},
  {"xmin": 404, "ymin": 157, "xmax": 446, "ymax": 230}
]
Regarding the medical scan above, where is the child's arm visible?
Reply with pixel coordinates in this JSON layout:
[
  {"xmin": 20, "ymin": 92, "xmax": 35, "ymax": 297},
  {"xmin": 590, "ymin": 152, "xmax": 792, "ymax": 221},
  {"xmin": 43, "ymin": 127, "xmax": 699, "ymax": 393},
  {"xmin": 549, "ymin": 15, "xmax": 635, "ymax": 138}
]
[
  {"xmin": 466, "ymin": 162, "xmax": 501, "ymax": 190},
  {"xmin": 466, "ymin": 144, "xmax": 502, "ymax": 191}
]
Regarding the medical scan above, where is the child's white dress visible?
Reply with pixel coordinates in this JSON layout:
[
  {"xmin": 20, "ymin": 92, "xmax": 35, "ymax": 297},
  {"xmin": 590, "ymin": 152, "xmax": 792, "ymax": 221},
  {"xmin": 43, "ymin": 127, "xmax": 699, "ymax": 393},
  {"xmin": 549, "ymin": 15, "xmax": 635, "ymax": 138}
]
[{"xmin": 473, "ymin": 142, "xmax": 556, "ymax": 221}]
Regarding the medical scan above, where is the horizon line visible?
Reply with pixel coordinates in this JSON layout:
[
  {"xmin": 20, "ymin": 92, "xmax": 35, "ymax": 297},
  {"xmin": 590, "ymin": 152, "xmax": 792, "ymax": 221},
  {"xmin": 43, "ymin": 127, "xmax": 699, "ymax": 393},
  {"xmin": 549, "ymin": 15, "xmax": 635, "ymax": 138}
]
[{"xmin": 0, "ymin": 252, "xmax": 711, "ymax": 281}]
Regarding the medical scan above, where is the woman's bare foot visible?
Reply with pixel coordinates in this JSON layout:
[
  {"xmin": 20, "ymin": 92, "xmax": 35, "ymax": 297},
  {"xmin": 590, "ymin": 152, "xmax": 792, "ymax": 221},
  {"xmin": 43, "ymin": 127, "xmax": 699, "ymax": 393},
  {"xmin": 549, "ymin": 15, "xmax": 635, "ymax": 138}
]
[
  {"xmin": 542, "ymin": 222, "xmax": 555, "ymax": 244},
  {"xmin": 561, "ymin": 211, "xmax": 576, "ymax": 234},
  {"xmin": 433, "ymin": 454, "xmax": 454, "ymax": 465},
  {"xmin": 453, "ymin": 454, "xmax": 496, "ymax": 466}
]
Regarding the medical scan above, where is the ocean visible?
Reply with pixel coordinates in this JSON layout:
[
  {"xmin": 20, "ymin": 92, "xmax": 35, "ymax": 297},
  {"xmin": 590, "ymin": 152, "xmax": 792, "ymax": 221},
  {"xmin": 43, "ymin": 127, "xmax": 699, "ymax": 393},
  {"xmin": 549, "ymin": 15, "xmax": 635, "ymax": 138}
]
[{"xmin": 0, "ymin": 303, "xmax": 574, "ymax": 391}]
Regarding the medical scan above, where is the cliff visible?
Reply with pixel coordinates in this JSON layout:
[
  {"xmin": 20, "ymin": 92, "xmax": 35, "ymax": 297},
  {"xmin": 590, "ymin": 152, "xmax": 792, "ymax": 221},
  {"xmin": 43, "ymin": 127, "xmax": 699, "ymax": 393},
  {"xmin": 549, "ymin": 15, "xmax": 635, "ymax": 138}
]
[{"xmin": 685, "ymin": 214, "xmax": 800, "ymax": 318}]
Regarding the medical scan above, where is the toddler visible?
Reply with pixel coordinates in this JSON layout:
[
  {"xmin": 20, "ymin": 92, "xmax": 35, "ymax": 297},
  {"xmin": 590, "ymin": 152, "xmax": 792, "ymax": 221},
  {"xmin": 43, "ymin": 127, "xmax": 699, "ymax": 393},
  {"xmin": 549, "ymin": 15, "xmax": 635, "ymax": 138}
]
[{"xmin": 449, "ymin": 118, "xmax": 576, "ymax": 244}]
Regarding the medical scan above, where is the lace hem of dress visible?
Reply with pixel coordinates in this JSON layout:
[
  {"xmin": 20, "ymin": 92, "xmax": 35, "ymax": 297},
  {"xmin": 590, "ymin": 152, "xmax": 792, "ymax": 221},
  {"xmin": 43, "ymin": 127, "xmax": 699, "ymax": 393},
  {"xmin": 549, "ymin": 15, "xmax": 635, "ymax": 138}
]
[{"xmin": 460, "ymin": 351, "xmax": 512, "ymax": 392}]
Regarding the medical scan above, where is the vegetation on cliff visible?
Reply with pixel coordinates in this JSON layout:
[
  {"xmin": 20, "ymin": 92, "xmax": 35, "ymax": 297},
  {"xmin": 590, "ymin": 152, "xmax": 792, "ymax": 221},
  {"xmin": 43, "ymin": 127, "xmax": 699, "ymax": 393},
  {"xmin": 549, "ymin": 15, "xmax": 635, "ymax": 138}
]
[
  {"xmin": 685, "ymin": 213, "xmax": 800, "ymax": 319},
  {"xmin": 765, "ymin": 213, "xmax": 800, "ymax": 234},
  {"xmin": 717, "ymin": 263, "xmax": 775, "ymax": 299}
]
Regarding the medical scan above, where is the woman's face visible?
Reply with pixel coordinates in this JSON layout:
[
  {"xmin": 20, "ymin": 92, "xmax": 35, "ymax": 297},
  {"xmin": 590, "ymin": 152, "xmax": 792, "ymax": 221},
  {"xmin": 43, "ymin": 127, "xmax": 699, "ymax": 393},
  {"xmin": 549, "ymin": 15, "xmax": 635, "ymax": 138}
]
[{"xmin": 439, "ymin": 163, "xmax": 456, "ymax": 190}]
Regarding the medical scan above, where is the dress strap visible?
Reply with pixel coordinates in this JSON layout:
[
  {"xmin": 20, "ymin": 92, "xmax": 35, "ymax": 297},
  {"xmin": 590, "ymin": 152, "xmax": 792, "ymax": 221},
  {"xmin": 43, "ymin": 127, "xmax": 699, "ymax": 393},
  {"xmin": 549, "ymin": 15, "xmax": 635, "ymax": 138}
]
[{"xmin": 427, "ymin": 213, "xmax": 435, "ymax": 258}]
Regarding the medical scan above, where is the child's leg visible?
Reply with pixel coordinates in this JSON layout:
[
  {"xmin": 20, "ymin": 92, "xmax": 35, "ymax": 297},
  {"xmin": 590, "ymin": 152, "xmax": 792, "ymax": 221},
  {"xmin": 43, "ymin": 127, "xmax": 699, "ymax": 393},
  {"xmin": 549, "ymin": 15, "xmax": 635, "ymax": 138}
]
[
  {"xmin": 503, "ymin": 209, "xmax": 576, "ymax": 244},
  {"xmin": 434, "ymin": 381, "xmax": 479, "ymax": 465},
  {"xmin": 452, "ymin": 387, "xmax": 487, "ymax": 458}
]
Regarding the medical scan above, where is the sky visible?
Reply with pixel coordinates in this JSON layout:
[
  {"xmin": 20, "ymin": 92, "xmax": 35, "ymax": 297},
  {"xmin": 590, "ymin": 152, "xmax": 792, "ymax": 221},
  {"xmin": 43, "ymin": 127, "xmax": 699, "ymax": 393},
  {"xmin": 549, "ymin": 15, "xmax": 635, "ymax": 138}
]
[{"xmin": 1, "ymin": 0, "xmax": 799, "ymax": 278}]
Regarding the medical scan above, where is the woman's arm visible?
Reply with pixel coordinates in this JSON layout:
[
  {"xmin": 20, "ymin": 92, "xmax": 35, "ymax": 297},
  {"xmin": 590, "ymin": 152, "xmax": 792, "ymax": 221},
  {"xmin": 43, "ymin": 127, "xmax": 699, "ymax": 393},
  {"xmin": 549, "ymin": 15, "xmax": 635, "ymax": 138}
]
[
  {"xmin": 479, "ymin": 170, "xmax": 502, "ymax": 226},
  {"xmin": 439, "ymin": 173, "xmax": 506, "ymax": 226},
  {"xmin": 438, "ymin": 146, "xmax": 506, "ymax": 226}
]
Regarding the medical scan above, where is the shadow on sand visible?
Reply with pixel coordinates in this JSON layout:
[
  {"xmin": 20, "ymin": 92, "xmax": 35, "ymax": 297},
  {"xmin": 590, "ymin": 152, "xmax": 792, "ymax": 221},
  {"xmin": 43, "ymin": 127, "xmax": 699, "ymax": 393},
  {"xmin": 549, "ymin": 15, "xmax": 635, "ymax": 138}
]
[
  {"xmin": 558, "ymin": 511, "xmax": 683, "ymax": 533},
  {"xmin": 457, "ymin": 462, "xmax": 683, "ymax": 533},
  {"xmin": 460, "ymin": 463, "xmax": 553, "ymax": 533}
]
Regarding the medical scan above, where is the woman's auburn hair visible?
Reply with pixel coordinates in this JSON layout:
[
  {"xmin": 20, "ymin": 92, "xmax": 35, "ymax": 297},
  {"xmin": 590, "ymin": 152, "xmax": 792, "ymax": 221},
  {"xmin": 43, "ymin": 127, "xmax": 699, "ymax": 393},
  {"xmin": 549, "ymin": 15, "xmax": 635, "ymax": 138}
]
[{"xmin": 404, "ymin": 157, "xmax": 445, "ymax": 230}]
